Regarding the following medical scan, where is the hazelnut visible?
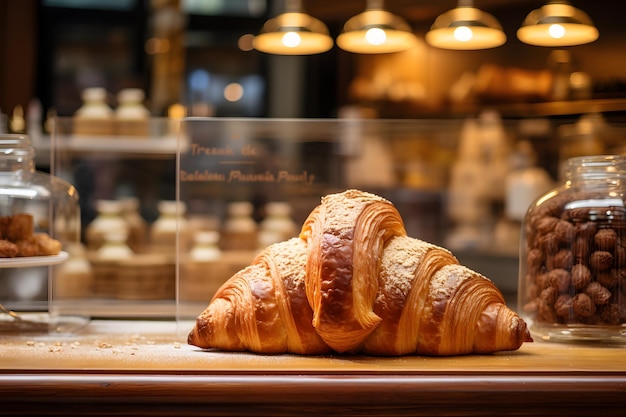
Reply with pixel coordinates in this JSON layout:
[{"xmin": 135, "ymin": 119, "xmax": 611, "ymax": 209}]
[
  {"xmin": 526, "ymin": 248, "xmax": 544, "ymax": 273},
  {"xmin": 597, "ymin": 303, "xmax": 620, "ymax": 325},
  {"xmin": 585, "ymin": 281, "xmax": 612, "ymax": 305},
  {"xmin": 539, "ymin": 232, "xmax": 559, "ymax": 255},
  {"xmin": 547, "ymin": 268, "xmax": 571, "ymax": 293},
  {"xmin": 571, "ymin": 264, "xmax": 592, "ymax": 290},
  {"xmin": 571, "ymin": 237, "xmax": 590, "ymax": 264},
  {"xmin": 534, "ymin": 216, "xmax": 559, "ymax": 235},
  {"xmin": 590, "ymin": 251, "xmax": 614, "ymax": 271},
  {"xmin": 554, "ymin": 294, "xmax": 573, "ymax": 319},
  {"xmin": 572, "ymin": 293, "xmax": 595, "ymax": 318},
  {"xmin": 540, "ymin": 286, "xmax": 558, "ymax": 306},
  {"xmin": 596, "ymin": 269, "xmax": 618, "ymax": 288},
  {"xmin": 537, "ymin": 298, "xmax": 558, "ymax": 323},
  {"xmin": 554, "ymin": 220, "xmax": 575, "ymax": 244},
  {"xmin": 594, "ymin": 228, "xmax": 617, "ymax": 251},
  {"xmin": 549, "ymin": 249, "xmax": 573, "ymax": 270}
]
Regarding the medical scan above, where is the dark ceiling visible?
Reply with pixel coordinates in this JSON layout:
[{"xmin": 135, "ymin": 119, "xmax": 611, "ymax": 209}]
[{"xmin": 303, "ymin": 0, "xmax": 546, "ymax": 25}]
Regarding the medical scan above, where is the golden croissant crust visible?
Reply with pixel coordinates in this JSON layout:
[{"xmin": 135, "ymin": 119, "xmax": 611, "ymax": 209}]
[{"xmin": 188, "ymin": 189, "xmax": 532, "ymax": 356}]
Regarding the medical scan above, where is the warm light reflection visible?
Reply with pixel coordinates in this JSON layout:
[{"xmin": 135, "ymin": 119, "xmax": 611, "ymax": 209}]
[
  {"xmin": 365, "ymin": 27, "xmax": 386, "ymax": 45},
  {"xmin": 548, "ymin": 24, "xmax": 565, "ymax": 39},
  {"xmin": 282, "ymin": 32, "xmax": 302, "ymax": 48},
  {"xmin": 224, "ymin": 83, "xmax": 244, "ymax": 102},
  {"xmin": 453, "ymin": 26, "xmax": 473, "ymax": 42},
  {"xmin": 238, "ymin": 34, "xmax": 255, "ymax": 51},
  {"xmin": 534, "ymin": 190, "xmax": 559, "ymax": 207},
  {"xmin": 167, "ymin": 103, "xmax": 186, "ymax": 119}
]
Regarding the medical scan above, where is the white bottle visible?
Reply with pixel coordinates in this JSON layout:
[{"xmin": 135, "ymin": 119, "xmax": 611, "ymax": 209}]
[
  {"xmin": 259, "ymin": 202, "xmax": 298, "ymax": 247},
  {"xmin": 505, "ymin": 141, "xmax": 554, "ymax": 222},
  {"xmin": 74, "ymin": 87, "xmax": 114, "ymax": 135},
  {"xmin": 97, "ymin": 229, "xmax": 133, "ymax": 260},
  {"xmin": 190, "ymin": 230, "xmax": 222, "ymax": 262},
  {"xmin": 221, "ymin": 201, "xmax": 258, "ymax": 251},
  {"xmin": 120, "ymin": 196, "xmax": 148, "ymax": 253},
  {"xmin": 150, "ymin": 200, "xmax": 189, "ymax": 253},
  {"xmin": 495, "ymin": 140, "xmax": 554, "ymax": 253},
  {"xmin": 115, "ymin": 88, "xmax": 150, "ymax": 136},
  {"xmin": 85, "ymin": 200, "xmax": 129, "ymax": 251}
]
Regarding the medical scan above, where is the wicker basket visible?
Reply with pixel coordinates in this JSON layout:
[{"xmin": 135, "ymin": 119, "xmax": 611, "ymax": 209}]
[{"xmin": 90, "ymin": 253, "xmax": 175, "ymax": 300}]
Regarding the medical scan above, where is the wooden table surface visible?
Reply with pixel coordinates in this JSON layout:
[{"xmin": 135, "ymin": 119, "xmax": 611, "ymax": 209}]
[{"xmin": 1, "ymin": 320, "xmax": 626, "ymax": 416}]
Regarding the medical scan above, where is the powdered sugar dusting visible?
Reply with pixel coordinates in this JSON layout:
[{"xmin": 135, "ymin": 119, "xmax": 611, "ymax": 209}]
[
  {"xmin": 429, "ymin": 264, "xmax": 477, "ymax": 300},
  {"xmin": 379, "ymin": 236, "xmax": 435, "ymax": 301},
  {"xmin": 267, "ymin": 238, "xmax": 307, "ymax": 288},
  {"xmin": 322, "ymin": 190, "xmax": 391, "ymax": 231}
]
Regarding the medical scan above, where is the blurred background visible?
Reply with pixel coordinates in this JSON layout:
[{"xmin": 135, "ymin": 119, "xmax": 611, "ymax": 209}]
[
  {"xmin": 2, "ymin": 0, "xmax": 626, "ymax": 120},
  {"xmin": 1, "ymin": 0, "xmax": 626, "ymax": 309}
]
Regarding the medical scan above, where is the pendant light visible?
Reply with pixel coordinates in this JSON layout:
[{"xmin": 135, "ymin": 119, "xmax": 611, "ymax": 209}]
[
  {"xmin": 425, "ymin": 0, "xmax": 506, "ymax": 50},
  {"xmin": 517, "ymin": 1, "xmax": 599, "ymax": 47},
  {"xmin": 253, "ymin": 0, "xmax": 333, "ymax": 55},
  {"xmin": 336, "ymin": 0, "xmax": 418, "ymax": 54}
]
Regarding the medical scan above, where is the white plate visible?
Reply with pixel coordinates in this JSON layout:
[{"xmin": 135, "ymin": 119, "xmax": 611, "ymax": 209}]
[{"xmin": 0, "ymin": 251, "xmax": 69, "ymax": 269}]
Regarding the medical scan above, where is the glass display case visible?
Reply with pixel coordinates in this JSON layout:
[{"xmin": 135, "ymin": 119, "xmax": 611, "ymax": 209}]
[
  {"xmin": 44, "ymin": 117, "xmax": 462, "ymax": 327},
  {"xmin": 47, "ymin": 117, "xmax": 179, "ymax": 320},
  {"xmin": 43, "ymin": 116, "xmax": 624, "ymax": 332},
  {"xmin": 174, "ymin": 118, "xmax": 464, "ymax": 333}
]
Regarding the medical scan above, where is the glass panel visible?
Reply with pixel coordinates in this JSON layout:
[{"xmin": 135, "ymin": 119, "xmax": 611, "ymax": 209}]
[{"xmin": 176, "ymin": 117, "xmax": 461, "ymax": 335}]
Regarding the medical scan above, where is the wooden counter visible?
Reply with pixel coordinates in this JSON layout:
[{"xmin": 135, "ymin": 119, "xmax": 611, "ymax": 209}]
[{"xmin": 1, "ymin": 320, "xmax": 625, "ymax": 416}]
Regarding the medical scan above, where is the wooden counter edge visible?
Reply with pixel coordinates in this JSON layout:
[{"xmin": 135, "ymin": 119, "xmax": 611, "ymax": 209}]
[{"xmin": 0, "ymin": 371, "xmax": 625, "ymax": 416}]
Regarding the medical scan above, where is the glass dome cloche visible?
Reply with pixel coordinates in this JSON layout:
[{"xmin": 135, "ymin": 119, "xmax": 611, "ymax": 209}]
[{"xmin": 0, "ymin": 134, "xmax": 82, "ymax": 333}]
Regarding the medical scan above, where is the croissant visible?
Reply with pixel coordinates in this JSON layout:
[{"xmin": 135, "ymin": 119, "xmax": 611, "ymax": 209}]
[{"xmin": 188, "ymin": 189, "xmax": 532, "ymax": 356}]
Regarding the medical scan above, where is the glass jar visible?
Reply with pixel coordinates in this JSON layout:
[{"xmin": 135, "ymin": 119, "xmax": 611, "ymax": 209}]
[
  {"xmin": 0, "ymin": 134, "xmax": 82, "ymax": 332},
  {"xmin": 0, "ymin": 134, "xmax": 80, "ymax": 245},
  {"xmin": 518, "ymin": 154, "xmax": 626, "ymax": 343}
]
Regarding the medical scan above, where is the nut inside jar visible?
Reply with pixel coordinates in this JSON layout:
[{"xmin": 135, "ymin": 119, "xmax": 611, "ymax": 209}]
[{"xmin": 522, "ymin": 195, "xmax": 626, "ymax": 329}]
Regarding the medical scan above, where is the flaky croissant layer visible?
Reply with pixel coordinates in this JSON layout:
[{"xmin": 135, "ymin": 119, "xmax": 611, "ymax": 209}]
[{"xmin": 188, "ymin": 189, "xmax": 532, "ymax": 356}]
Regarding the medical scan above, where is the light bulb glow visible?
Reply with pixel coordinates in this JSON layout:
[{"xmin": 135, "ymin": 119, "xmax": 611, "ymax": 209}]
[
  {"xmin": 365, "ymin": 27, "xmax": 387, "ymax": 45},
  {"xmin": 548, "ymin": 24, "xmax": 566, "ymax": 39},
  {"xmin": 224, "ymin": 83, "xmax": 244, "ymax": 102},
  {"xmin": 282, "ymin": 32, "xmax": 301, "ymax": 48},
  {"xmin": 453, "ymin": 26, "xmax": 473, "ymax": 42}
]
